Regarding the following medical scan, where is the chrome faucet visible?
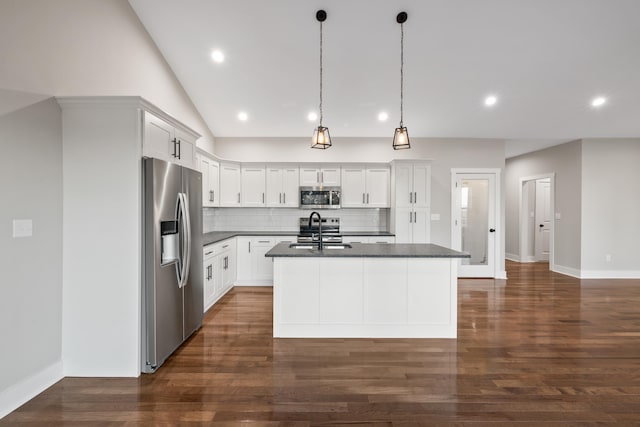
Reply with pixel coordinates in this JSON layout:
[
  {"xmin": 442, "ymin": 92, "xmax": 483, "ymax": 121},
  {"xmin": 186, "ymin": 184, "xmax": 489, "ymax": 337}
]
[{"xmin": 309, "ymin": 211, "xmax": 323, "ymax": 250}]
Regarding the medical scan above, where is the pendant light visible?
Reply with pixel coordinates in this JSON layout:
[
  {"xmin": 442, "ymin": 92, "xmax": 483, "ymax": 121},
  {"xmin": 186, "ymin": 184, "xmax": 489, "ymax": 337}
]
[
  {"xmin": 311, "ymin": 10, "xmax": 331, "ymax": 149},
  {"xmin": 393, "ymin": 11, "xmax": 411, "ymax": 150}
]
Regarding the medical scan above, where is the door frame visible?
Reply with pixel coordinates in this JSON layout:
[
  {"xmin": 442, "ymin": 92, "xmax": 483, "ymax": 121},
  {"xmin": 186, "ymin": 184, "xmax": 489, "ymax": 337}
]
[
  {"xmin": 451, "ymin": 168, "xmax": 503, "ymax": 279},
  {"xmin": 518, "ymin": 173, "xmax": 555, "ymax": 270}
]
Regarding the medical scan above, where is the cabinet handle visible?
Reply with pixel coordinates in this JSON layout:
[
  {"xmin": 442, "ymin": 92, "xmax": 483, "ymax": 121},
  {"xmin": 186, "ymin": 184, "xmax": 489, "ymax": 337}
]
[
  {"xmin": 238, "ymin": 193, "xmax": 240, "ymax": 203},
  {"xmin": 212, "ymin": 190, "xmax": 215, "ymax": 202},
  {"xmin": 414, "ymin": 212, "xmax": 417, "ymax": 223},
  {"xmin": 205, "ymin": 251, "xmax": 213, "ymax": 256},
  {"xmin": 321, "ymin": 171, "xmax": 324, "ymax": 182},
  {"xmin": 222, "ymin": 244, "xmax": 229, "ymax": 249},
  {"xmin": 279, "ymin": 193, "xmax": 282, "ymax": 204},
  {"xmin": 248, "ymin": 241, "xmax": 251, "ymax": 253},
  {"xmin": 283, "ymin": 193, "xmax": 286, "ymax": 204},
  {"xmin": 367, "ymin": 193, "xmax": 369, "ymax": 204},
  {"xmin": 262, "ymin": 193, "xmax": 265, "ymax": 203},
  {"xmin": 177, "ymin": 139, "xmax": 181, "ymax": 159},
  {"xmin": 409, "ymin": 212, "xmax": 412, "ymax": 223},
  {"xmin": 209, "ymin": 190, "xmax": 214, "ymax": 202},
  {"xmin": 409, "ymin": 192, "xmax": 412, "ymax": 203},
  {"xmin": 414, "ymin": 192, "xmax": 417, "ymax": 203},
  {"xmin": 362, "ymin": 193, "xmax": 365, "ymax": 204},
  {"xmin": 172, "ymin": 138, "xmax": 178, "ymax": 158},
  {"xmin": 258, "ymin": 240, "xmax": 270, "ymax": 243},
  {"xmin": 317, "ymin": 171, "xmax": 319, "ymax": 183}
]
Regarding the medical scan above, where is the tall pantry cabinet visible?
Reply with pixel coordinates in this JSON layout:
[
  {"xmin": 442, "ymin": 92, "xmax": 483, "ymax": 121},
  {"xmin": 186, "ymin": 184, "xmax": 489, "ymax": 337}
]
[{"xmin": 391, "ymin": 161, "xmax": 431, "ymax": 243}]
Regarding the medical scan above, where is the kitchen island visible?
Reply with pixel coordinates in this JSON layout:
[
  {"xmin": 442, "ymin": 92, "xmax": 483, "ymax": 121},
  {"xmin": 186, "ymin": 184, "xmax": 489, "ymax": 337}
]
[{"xmin": 265, "ymin": 243, "xmax": 469, "ymax": 339}]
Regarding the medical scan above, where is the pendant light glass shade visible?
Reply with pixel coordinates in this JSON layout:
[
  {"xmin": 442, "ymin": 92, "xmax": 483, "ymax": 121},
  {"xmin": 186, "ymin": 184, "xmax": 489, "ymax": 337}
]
[
  {"xmin": 393, "ymin": 12, "xmax": 411, "ymax": 150},
  {"xmin": 393, "ymin": 126, "xmax": 410, "ymax": 150},
  {"xmin": 311, "ymin": 126, "xmax": 332, "ymax": 149},
  {"xmin": 312, "ymin": 10, "xmax": 331, "ymax": 149}
]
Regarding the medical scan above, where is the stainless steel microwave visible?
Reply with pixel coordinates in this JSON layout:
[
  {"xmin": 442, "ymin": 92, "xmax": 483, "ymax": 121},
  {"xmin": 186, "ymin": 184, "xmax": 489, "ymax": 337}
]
[{"xmin": 300, "ymin": 186, "xmax": 341, "ymax": 209}]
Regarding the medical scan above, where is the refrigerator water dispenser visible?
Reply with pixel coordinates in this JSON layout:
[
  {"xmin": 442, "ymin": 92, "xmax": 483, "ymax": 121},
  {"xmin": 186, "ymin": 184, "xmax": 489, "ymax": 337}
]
[{"xmin": 161, "ymin": 220, "xmax": 179, "ymax": 265}]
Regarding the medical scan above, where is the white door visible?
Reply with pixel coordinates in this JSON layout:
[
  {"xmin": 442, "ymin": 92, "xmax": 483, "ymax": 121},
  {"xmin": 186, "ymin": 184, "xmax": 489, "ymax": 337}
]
[
  {"xmin": 300, "ymin": 168, "xmax": 320, "ymax": 186},
  {"xmin": 320, "ymin": 167, "xmax": 341, "ymax": 186},
  {"xmin": 281, "ymin": 168, "xmax": 299, "ymax": 207},
  {"xmin": 394, "ymin": 207, "xmax": 412, "ymax": 243},
  {"xmin": 241, "ymin": 166, "xmax": 266, "ymax": 207},
  {"xmin": 210, "ymin": 161, "xmax": 219, "ymax": 207},
  {"xmin": 412, "ymin": 208, "xmax": 430, "ymax": 243},
  {"xmin": 452, "ymin": 173, "xmax": 497, "ymax": 277},
  {"xmin": 394, "ymin": 163, "xmax": 412, "ymax": 208},
  {"xmin": 412, "ymin": 163, "xmax": 431, "ymax": 208},
  {"xmin": 535, "ymin": 179, "xmax": 551, "ymax": 261},
  {"xmin": 266, "ymin": 168, "xmax": 283, "ymax": 207},
  {"xmin": 219, "ymin": 163, "xmax": 241, "ymax": 206}
]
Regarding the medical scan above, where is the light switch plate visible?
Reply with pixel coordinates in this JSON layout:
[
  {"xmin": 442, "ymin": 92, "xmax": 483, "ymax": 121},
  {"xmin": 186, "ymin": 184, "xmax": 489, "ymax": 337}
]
[
  {"xmin": 12, "ymin": 219, "xmax": 33, "ymax": 238},
  {"xmin": 430, "ymin": 213, "xmax": 440, "ymax": 221},
  {"xmin": 555, "ymin": 212, "xmax": 562, "ymax": 220}
]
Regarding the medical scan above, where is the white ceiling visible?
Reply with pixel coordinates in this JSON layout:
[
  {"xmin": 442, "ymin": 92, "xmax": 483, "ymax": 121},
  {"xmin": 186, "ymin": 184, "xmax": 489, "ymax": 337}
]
[{"xmin": 129, "ymin": 0, "xmax": 640, "ymax": 153}]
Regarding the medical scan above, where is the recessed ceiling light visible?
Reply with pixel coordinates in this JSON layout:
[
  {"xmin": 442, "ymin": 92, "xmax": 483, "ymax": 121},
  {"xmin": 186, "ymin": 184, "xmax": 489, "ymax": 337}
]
[
  {"xmin": 237, "ymin": 112, "xmax": 248, "ymax": 121},
  {"xmin": 211, "ymin": 50, "xmax": 224, "ymax": 63},
  {"xmin": 591, "ymin": 96, "xmax": 607, "ymax": 107},
  {"xmin": 484, "ymin": 95, "xmax": 498, "ymax": 107},
  {"xmin": 307, "ymin": 112, "xmax": 318, "ymax": 121},
  {"xmin": 378, "ymin": 112, "xmax": 388, "ymax": 122}
]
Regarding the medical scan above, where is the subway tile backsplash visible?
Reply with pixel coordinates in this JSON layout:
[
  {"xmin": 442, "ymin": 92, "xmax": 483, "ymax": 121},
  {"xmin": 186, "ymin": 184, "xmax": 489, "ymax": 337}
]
[{"xmin": 203, "ymin": 208, "xmax": 388, "ymax": 233}]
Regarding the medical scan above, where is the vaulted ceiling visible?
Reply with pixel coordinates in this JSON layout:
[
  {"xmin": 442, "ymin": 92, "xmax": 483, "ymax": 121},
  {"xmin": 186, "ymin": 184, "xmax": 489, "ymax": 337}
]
[{"xmin": 129, "ymin": 0, "xmax": 640, "ymax": 155}]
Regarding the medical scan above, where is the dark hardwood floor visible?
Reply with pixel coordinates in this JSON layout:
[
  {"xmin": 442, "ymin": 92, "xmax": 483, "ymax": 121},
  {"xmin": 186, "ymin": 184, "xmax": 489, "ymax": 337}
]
[{"xmin": 4, "ymin": 261, "xmax": 640, "ymax": 425}]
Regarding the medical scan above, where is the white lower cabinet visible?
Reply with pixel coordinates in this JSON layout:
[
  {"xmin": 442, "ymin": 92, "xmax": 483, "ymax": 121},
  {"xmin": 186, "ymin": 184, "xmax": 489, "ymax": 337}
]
[
  {"xmin": 236, "ymin": 236, "xmax": 294, "ymax": 286},
  {"xmin": 203, "ymin": 238, "xmax": 236, "ymax": 312}
]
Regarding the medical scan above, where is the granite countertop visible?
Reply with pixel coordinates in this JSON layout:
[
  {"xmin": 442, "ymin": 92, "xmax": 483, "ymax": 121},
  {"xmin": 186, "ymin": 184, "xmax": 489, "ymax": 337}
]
[
  {"xmin": 265, "ymin": 242, "xmax": 470, "ymax": 259},
  {"xmin": 203, "ymin": 231, "xmax": 394, "ymax": 246}
]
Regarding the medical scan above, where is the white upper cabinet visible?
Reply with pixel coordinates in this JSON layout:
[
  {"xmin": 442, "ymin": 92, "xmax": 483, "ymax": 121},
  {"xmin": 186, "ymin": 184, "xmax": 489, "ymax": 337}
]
[
  {"xmin": 143, "ymin": 112, "xmax": 196, "ymax": 169},
  {"xmin": 299, "ymin": 166, "xmax": 341, "ymax": 186},
  {"xmin": 341, "ymin": 166, "xmax": 390, "ymax": 208},
  {"xmin": 241, "ymin": 165, "xmax": 266, "ymax": 207},
  {"xmin": 219, "ymin": 162, "xmax": 241, "ymax": 206},
  {"xmin": 199, "ymin": 155, "xmax": 220, "ymax": 207},
  {"xmin": 266, "ymin": 166, "xmax": 299, "ymax": 207}
]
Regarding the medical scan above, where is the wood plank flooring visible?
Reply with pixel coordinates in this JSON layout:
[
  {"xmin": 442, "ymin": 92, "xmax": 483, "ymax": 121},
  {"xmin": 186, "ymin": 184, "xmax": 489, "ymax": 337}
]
[{"xmin": 4, "ymin": 261, "xmax": 640, "ymax": 425}]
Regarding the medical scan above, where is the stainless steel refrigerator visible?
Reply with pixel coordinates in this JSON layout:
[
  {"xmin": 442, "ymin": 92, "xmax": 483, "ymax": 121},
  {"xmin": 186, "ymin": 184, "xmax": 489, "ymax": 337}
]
[{"xmin": 141, "ymin": 157, "xmax": 203, "ymax": 373}]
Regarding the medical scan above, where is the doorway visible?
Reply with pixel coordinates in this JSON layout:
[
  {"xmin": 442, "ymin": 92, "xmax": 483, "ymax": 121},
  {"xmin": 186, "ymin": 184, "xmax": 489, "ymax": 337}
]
[
  {"xmin": 451, "ymin": 169, "xmax": 501, "ymax": 278},
  {"xmin": 519, "ymin": 174, "xmax": 555, "ymax": 267}
]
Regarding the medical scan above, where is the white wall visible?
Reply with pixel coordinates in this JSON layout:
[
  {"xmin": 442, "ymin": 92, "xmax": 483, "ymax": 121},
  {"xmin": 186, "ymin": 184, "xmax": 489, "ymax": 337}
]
[
  {"xmin": 0, "ymin": 0, "xmax": 215, "ymax": 153},
  {"xmin": 581, "ymin": 139, "xmax": 640, "ymax": 276},
  {"xmin": 0, "ymin": 99, "xmax": 63, "ymax": 417},
  {"xmin": 505, "ymin": 141, "xmax": 582, "ymax": 273},
  {"xmin": 215, "ymin": 137, "xmax": 505, "ymax": 243}
]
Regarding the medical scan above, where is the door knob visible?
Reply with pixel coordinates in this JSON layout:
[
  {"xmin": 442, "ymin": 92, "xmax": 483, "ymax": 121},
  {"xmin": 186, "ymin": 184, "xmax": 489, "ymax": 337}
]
[
  {"xmin": 539, "ymin": 224, "xmax": 544, "ymax": 228},
  {"xmin": 489, "ymin": 228, "xmax": 496, "ymax": 233}
]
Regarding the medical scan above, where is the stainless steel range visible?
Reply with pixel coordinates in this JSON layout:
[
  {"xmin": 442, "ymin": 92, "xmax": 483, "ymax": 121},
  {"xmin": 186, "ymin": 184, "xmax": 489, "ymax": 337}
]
[{"xmin": 297, "ymin": 217, "xmax": 342, "ymax": 243}]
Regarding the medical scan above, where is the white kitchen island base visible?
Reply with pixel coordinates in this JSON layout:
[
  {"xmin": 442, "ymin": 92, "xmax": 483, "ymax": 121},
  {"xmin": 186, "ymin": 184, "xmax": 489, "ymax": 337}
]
[{"xmin": 272, "ymin": 256, "xmax": 459, "ymax": 338}]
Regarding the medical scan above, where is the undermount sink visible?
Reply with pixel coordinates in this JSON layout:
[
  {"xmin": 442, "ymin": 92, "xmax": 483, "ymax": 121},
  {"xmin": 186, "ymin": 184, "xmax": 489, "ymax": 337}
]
[{"xmin": 289, "ymin": 243, "xmax": 352, "ymax": 250}]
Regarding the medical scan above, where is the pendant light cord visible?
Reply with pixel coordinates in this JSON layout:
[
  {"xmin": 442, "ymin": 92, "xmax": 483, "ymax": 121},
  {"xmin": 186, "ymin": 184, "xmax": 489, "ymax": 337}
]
[
  {"xmin": 319, "ymin": 20, "xmax": 324, "ymax": 127},
  {"xmin": 400, "ymin": 22, "xmax": 404, "ymax": 128}
]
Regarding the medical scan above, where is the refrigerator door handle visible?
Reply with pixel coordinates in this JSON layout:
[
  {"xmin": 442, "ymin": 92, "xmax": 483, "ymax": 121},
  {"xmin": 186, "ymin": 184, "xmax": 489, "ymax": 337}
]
[{"xmin": 180, "ymin": 192, "xmax": 192, "ymax": 288}]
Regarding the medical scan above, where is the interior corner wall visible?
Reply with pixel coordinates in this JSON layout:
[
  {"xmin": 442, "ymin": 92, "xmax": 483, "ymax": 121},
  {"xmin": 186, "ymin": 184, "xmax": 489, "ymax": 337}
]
[
  {"xmin": 0, "ymin": 0, "xmax": 215, "ymax": 152},
  {"xmin": 0, "ymin": 99, "xmax": 63, "ymax": 417},
  {"xmin": 214, "ymin": 137, "xmax": 505, "ymax": 260},
  {"xmin": 505, "ymin": 140, "xmax": 582, "ymax": 272},
  {"xmin": 581, "ymin": 139, "xmax": 640, "ymax": 275}
]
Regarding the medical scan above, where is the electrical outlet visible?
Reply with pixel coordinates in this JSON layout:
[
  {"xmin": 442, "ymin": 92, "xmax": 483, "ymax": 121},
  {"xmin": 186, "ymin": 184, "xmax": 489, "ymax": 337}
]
[
  {"xmin": 605, "ymin": 254, "xmax": 612, "ymax": 262},
  {"xmin": 12, "ymin": 219, "xmax": 33, "ymax": 238}
]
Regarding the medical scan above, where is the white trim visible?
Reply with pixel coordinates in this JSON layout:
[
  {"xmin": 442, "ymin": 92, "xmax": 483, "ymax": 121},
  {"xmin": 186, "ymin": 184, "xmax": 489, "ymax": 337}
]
[
  {"xmin": 505, "ymin": 252, "xmax": 520, "ymax": 262},
  {"xmin": 552, "ymin": 264, "xmax": 581, "ymax": 278},
  {"xmin": 0, "ymin": 360, "xmax": 63, "ymax": 419},
  {"xmin": 580, "ymin": 270, "xmax": 640, "ymax": 279},
  {"xmin": 518, "ymin": 173, "xmax": 556, "ymax": 271},
  {"xmin": 496, "ymin": 270, "xmax": 508, "ymax": 279},
  {"xmin": 234, "ymin": 280, "xmax": 273, "ymax": 287}
]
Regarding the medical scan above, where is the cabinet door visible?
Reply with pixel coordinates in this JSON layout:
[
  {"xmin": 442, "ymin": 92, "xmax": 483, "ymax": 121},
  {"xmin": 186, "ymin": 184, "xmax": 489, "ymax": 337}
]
[
  {"xmin": 252, "ymin": 238, "xmax": 275, "ymax": 282},
  {"xmin": 412, "ymin": 163, "xmax": 431, "ymax": 208},
  {"xmin": 199, "ymin": 157, "xmax": 213, "ymax": 208},
  {"xmin": 209, "ymin": 161, "xmax": 220, "ymax": 207},
  {"xmin": 219, "ymin": 163, "xmax": 241, "ymax": 206},
  {"xmin": 281, "ymin": 167, "xmax": 299, "ymax": 207},
  {"xmin": 412, "ymin": 208, "xmax": 430, "ymax": 243},
  {"xmin": 366, "ymin": 167, "xmax": 390, "ymax": 207},
  {"xmin": 341, "ymin": 168, "xmax": 366, "ymax": 207},
  {"xmin": 174, "ymin": 128, "xmax": 196, "ymax": 169},
  {"xmin": 265, "ymin": 168, "xmax": 283, "ymax": 207},
  {"xmin": 394, "ymin": 163, "xmax": 412, "ymax": 208},
  {"xmin": 320, "ymin": 167, "xmax": 341, "ymax": 186},
  {"xmin": 394, "ymin": 207, "xmax": 413, "ymax": 243},
  {"xmin": 143, "ymin": 112, "xmax": 174, "ymax": 162},
  {"xmin": 300, "ymin": 167, "xmax": 320, "ymax": 186},
  {"xmin": 235, "ymin": 237, "xmax": 252, "ymax": 282},
  {"xmin": 203, "ymin": 258, "xmax": 216, "ymax": 311},
  {"xmin": 241, "ymin": 166, "xmax": 266, "ymax": 207}
]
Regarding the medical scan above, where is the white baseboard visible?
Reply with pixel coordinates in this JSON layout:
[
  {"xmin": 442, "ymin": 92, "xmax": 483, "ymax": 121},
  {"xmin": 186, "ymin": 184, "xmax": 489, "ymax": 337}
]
[
  {"xmin": 0, "ymin": 360, "xmax": 63, "ymax": 419},
  {"xmin": 234, "ymin": 280, "xmax": 273, "ymax": 287},
  {"xmin": 551, "ymin": 264, "xmax": 581, "ymax": 278},
  {"xmin": 505, "ymin": 253, "xmax": 520, "ymax": 262},
  {"xmin": 580, "ymin": 270, "xmax": 640, "ymax": 279},
  {"xmin": 495, "ymin": 270, "xmax": 508, "ymax": 279}
]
